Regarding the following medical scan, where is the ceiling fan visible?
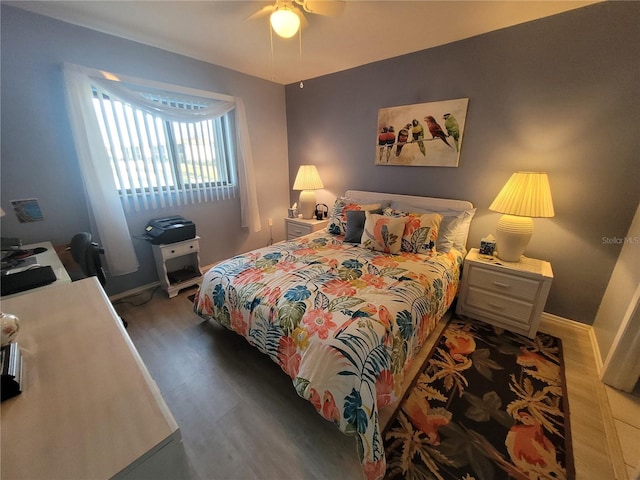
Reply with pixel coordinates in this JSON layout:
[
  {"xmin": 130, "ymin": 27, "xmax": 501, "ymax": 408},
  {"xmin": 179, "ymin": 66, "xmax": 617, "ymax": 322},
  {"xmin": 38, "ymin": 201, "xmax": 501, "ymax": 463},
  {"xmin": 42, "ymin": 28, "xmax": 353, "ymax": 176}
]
[{"xmin": 248, "ymin": 0, "xmax": 345, "ymax": 39}]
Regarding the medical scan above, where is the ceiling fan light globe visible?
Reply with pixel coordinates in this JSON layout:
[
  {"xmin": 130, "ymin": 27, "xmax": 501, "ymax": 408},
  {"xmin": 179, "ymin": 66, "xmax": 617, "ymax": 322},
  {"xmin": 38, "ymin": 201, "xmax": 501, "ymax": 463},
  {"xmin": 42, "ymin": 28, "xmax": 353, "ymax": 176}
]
[{"xmin": 270, "ymin": 8, "xmax": 300, "ymax": 38}]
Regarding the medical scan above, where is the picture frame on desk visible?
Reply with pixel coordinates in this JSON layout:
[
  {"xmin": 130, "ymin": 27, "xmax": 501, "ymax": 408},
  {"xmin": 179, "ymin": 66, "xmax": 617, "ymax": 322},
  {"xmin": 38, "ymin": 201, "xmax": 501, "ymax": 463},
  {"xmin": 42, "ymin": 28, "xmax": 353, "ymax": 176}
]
[{"xmin": 1, "ymin": 343, "xmax": 22, "ymax": 402}]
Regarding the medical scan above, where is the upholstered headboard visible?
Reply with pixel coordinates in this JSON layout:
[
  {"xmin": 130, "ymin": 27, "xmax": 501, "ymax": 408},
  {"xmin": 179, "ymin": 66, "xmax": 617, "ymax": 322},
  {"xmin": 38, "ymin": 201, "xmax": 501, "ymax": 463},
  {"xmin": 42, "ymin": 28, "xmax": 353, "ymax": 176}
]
[{"xmin": 345, "ymin": 190, "xmax": 473, "ymax": 212}]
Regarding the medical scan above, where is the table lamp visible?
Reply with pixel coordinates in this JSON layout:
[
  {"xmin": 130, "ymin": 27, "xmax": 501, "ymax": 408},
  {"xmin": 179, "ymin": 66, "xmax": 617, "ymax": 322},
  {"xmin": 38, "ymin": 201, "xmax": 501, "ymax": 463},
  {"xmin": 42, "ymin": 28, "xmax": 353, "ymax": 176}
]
[
  {"xmin": 489, "ymin": 171, "xmax": 554, "ymax": 262},
  {"xmin": 293, "ymin": 165, "xmax": 324, "ymax": 219}
]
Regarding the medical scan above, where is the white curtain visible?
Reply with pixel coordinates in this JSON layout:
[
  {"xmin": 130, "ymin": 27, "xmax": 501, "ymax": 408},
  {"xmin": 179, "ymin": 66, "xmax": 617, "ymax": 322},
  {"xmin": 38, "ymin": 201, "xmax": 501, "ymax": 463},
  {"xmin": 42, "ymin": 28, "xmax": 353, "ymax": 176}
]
[
  {"xmin": 234, "ymin": 97, "xmax": 262, "ymax": 233},
  {"xmin": 90, "ymin": 77, "xmax": 236, "ymax": 120},
  {"xmin": 63, "ymin": 67, "xmax": 139, "ymax": 276},
  {"xmin": 63, "ymin": 64, "xmax": 262, "ymax": 275}
]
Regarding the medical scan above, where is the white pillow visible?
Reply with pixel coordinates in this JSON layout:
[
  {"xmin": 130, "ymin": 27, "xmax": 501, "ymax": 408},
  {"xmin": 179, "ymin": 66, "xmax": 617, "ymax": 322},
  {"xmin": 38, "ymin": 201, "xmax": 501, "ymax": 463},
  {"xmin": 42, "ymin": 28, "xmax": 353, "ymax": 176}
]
[{"xmin": 438, "ymin": 208, "xmax": 476, "ymax": 253}]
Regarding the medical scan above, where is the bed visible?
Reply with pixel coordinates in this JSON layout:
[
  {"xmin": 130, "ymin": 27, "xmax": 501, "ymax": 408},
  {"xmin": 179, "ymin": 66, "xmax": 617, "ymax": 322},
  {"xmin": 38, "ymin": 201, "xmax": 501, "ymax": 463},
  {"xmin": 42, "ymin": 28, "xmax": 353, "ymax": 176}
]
[{"xmin": 194, "ymin": 190, "xmax": 475, "ymax": 479}]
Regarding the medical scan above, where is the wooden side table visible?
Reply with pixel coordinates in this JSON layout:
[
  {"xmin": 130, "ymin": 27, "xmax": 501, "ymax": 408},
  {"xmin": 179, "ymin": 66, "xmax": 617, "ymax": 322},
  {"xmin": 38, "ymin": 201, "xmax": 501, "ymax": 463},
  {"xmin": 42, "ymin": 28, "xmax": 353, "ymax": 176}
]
[
  {"xmin": 456, "ymin": 248, "xmax": 553, "ymax": 338},
  {"xmin": 151, "ymin": 236, "xmax": 202, "ymax": 298},
  {"xmin": 284, "ymin": 217, "xmax": 328, "ymax": 240}
]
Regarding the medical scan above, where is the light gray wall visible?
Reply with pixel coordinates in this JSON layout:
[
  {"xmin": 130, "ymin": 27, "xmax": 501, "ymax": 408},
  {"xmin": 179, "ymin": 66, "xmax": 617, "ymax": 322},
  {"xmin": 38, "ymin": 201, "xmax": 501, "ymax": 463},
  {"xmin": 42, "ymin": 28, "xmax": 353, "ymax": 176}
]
[
  {"xmin": 1, "ymin": 6, "xmax": 290, "ymax": 295},
  {"xmin": 284, "ymin": 2, "xmax": 640, "ymax": 324}
]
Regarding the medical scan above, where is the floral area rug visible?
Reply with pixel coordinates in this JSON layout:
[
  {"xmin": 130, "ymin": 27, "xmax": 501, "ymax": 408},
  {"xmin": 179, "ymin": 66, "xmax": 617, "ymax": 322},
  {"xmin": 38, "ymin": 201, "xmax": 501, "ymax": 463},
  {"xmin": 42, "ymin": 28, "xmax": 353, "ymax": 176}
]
[{"xmin": 383, "ymin": 316, "xmax": 574, "ymax": 480}]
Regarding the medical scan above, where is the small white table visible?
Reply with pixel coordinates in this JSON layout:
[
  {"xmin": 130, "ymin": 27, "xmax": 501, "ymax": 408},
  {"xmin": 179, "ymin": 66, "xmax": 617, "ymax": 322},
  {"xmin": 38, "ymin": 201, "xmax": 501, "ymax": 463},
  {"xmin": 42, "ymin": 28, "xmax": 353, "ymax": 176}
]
[
  {"xmin": 151, "ymin": 236, "xmax": 202, "ymax": 298},
  {"xmin": 1, "ymin": 241, "xmax": 72, "ymax": 299}
]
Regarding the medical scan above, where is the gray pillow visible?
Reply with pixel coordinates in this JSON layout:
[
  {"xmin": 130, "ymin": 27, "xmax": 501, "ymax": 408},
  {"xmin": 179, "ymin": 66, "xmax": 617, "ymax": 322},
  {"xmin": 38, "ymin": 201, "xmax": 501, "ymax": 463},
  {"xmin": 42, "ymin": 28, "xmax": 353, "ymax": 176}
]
[{"xmin": 344, "ymin": 210, "xmax": 366, "ymax": 243}]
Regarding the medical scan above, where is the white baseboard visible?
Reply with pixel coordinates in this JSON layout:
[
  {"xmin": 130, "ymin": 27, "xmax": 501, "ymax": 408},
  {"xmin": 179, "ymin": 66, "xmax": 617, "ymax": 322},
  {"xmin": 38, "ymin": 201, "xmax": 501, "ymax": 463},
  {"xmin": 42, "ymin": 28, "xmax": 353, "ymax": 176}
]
[
  {"xmin": 541, "ymin": 312, "xmax": 627, "ymax": 479},
  {"xmin": 540, "ymin": 311, "xmax": 591, "ymax": 331},
  {"xmin": 540, "ymin": 311, "xmax": 603, "ymax": 376},
  {"xmin": 109, "ymin": 281, "xmax": 160, "ymax": 302},
  {"xmin": 589, "ymin": 326, "xmax": 604, "ymax": 377}
]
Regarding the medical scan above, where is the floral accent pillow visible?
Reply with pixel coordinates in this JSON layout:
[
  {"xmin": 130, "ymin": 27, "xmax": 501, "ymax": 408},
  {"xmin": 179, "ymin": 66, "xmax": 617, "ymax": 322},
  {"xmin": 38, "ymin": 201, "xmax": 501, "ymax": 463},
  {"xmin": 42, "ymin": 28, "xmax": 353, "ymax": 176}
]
[
  {"xmin": 326, "ymin": 197, "xmax": 383, "ymax": 236},
  {"xmin": 360, "ymin": 212, "xmax": 408, "ymax": 254},
  {"xmin": 401, "ymin": 213, "xmax": 443, "ymax": 255},
  {"xmin": 385, "ymin": 204, "xmax": 475, "ymax": 253}
]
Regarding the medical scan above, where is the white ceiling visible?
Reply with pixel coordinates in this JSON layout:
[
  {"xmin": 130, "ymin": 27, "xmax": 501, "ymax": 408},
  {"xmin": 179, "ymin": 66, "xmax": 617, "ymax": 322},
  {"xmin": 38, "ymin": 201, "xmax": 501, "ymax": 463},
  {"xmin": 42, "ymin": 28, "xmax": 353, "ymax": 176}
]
[{"xmin": 8, "ymin": 1, "xmax": 599, "ymax": 85}]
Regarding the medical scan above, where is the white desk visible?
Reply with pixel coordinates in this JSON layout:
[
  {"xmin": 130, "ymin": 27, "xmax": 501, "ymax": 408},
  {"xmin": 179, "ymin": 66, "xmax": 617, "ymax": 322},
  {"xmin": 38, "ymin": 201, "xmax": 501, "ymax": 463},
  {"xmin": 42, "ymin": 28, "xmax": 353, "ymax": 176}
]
[
  {"xmin": 0, "ymin": 278, "xmax": 189, "ymax": 480},
  {"xmin": 1, "ymin": 241, "xmax": 72, "ymax": 299}
]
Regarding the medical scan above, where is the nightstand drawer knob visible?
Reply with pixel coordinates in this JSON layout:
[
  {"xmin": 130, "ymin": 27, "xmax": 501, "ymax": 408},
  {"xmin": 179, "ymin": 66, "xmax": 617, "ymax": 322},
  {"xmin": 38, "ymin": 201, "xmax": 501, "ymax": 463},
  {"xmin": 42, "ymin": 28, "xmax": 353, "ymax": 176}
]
[
  {"xmin": 488, "ymin": 302, "xmax": 505, "ymax": 310},
  {"xmin": 492, "ymin": 281, "xmax": 510, "ymax": 289}
]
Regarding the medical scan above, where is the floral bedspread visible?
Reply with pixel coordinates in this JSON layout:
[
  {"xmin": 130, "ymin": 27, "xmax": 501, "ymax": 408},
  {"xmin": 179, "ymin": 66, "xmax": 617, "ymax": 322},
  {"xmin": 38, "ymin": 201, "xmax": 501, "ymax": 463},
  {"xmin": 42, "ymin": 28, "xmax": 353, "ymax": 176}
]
[{"xmin": 193, "ymin": 231, "xmax": 464, "ymax": 479}]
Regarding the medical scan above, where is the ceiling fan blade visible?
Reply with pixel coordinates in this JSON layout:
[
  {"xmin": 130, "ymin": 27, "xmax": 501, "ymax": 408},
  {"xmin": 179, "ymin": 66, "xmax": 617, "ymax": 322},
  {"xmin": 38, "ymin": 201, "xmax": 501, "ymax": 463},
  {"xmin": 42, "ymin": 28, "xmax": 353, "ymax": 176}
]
[
  {"xmin": 246, "ymin": 4, "xmax": 276, "ymax": 21},
  {"xmin": 295, "ymin": 8, "xmax": 309, "ymax": 29},
  {"xmin": 301, "ymin": 0, "xmax": 345, "ymax": 17}
]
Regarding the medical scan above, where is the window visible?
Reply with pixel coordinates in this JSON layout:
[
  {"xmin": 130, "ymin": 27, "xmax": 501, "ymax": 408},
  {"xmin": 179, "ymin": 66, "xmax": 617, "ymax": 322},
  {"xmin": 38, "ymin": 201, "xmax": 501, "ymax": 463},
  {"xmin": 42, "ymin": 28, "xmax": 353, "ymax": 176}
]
[
  {"xmin": 63, "ymin": 64, "xmax": 261, "ymax": 276},
  {"xmin": 91, "ymin": 85, "xmax": 236, "ymax": 211}
]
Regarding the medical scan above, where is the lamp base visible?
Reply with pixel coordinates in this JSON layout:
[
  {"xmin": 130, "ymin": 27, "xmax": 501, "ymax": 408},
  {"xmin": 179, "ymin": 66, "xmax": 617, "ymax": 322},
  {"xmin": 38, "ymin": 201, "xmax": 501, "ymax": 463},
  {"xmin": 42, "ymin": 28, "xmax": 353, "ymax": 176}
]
[
  {"xmin": 298, "ymin": 190, "xmax": 316, "ymax": 219},
  {"xmin": 495, "ymin": 214, "xmax": 533, "ymax": 262}
]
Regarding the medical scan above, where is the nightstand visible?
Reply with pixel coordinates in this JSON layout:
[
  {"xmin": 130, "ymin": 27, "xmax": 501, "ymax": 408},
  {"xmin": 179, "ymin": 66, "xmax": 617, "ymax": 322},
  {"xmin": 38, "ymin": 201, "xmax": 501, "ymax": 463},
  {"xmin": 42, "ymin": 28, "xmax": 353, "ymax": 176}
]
[
  {"xmin": 456, "ymin": 248, "xmax": 553, "ymax": 338},
  {"xmin": 151, "ymin": 236, "xmax": 202, "ymax": 298},
  {"xmin": 285, "ymin": 217, "xmax": 328, "ymax": 240}
]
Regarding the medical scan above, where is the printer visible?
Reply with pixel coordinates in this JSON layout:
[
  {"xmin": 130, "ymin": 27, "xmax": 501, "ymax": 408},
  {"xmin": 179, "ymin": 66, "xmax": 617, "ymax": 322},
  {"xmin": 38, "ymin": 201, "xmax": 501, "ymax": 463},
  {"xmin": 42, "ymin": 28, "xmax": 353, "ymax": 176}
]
[{"xmin": 143, "ymin": 216, "xmax": 196, "ymax": 245}]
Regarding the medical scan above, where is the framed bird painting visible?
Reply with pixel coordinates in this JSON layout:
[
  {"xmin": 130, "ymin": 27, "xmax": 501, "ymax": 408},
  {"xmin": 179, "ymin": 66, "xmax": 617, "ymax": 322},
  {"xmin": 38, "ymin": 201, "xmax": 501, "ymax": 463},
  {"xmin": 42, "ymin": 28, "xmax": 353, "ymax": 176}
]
[{"xmin": 375, "ymin": 98, "xmax": 469, "ymax": 167}]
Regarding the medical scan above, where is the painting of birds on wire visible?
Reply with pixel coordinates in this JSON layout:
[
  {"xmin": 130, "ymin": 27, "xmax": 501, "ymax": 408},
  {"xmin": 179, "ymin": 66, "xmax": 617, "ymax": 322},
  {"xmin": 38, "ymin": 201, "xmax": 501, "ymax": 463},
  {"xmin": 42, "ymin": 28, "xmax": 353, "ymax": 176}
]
[{"xmin": 375, "ymin": 98, "xmax": 469, "ymax": 167}]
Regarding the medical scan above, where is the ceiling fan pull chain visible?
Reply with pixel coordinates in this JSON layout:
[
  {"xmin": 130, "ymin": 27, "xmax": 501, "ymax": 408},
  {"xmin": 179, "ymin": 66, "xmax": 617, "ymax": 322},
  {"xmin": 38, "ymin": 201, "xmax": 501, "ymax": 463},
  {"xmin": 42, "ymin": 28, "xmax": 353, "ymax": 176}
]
[
  {"xmin": 299, "ymin": 27, "xmax": 304, "ymax": 88},
  {"xmin": 270, "ymin": 24, "xmax": 275, "ymax": 81}
]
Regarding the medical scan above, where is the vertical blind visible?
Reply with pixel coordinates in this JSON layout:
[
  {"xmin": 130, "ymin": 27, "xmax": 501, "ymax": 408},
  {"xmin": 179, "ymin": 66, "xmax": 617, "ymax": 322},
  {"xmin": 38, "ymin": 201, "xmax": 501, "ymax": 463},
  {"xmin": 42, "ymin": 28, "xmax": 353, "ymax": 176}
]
[{"xmin": 91, "ymin": 84, "xmax": 236, "ymax": 213}]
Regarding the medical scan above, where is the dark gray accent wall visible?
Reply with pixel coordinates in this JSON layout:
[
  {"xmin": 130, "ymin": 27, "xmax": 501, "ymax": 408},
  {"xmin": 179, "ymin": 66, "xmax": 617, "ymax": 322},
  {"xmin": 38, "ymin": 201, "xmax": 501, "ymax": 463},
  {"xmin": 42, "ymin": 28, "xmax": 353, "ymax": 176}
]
[
  {"xmin": 285, "ymin": 2, "xmax": 640, "ymax": 324},
  {"xmin": 1, "ymin": 6, "xmax": 290, "ymax": 296}
]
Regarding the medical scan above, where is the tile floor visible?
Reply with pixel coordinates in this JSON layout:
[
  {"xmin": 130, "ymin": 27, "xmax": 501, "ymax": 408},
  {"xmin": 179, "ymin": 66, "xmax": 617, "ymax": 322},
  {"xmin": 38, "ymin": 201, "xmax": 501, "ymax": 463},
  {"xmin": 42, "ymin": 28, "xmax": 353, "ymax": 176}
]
[{"xmin": 606, "ymin": 382, "xmax": 640, "ymax": 480}]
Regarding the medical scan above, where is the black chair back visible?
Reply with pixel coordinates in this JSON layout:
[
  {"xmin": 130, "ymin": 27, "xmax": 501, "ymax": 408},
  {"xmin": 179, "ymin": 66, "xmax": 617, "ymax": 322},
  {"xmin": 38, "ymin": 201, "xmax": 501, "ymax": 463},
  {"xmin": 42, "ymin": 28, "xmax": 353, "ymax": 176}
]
[{"xmin": 70, "ymin": 232, "xmax": 106, "ymax": 286}]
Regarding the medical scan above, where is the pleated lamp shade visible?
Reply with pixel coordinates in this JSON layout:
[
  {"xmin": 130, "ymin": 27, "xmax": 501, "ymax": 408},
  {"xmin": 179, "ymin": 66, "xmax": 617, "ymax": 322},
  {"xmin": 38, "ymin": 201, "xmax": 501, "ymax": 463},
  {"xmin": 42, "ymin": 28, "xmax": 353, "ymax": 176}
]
[
  {"xmin": 489, "ymin": 172, "xmax": 554, "ymax": 262},
  {"xmin": 489, "ymin": 172, "xmax": 555, "ymax": 218},
  {"xmin": 293, "ymin": 165, "xmax": 324, "ymax": 219}
]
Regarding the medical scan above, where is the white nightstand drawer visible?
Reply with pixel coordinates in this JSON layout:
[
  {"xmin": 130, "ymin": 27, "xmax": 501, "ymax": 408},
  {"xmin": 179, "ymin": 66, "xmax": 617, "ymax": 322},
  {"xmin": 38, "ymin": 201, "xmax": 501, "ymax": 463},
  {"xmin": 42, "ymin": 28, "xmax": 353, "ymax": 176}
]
[
  {"xmin": 284, "ymin": 217, "xmax": 328, "ymax": 240},
  {"xmin": 466, "ymin": 286, "xmax": 534, "ymax": 324},
  {"xmin": 161, "ymin": 240, "xmax": 199, "ymax": 260},
  {"xmin": 287, "ymin": 222, "xmax": 313, "ymax": 238},
  {"xmin": 467, "ymin": 266, "xmax": 539, "ymax": 301}
]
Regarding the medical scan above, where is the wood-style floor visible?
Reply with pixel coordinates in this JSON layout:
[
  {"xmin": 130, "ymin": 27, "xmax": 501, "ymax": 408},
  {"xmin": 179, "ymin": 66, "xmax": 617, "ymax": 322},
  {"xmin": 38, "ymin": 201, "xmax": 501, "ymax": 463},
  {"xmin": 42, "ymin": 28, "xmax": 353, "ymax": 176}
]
[{"xmin": 115, "ymin": 286, "xmax": 624, "ymax": 480}]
